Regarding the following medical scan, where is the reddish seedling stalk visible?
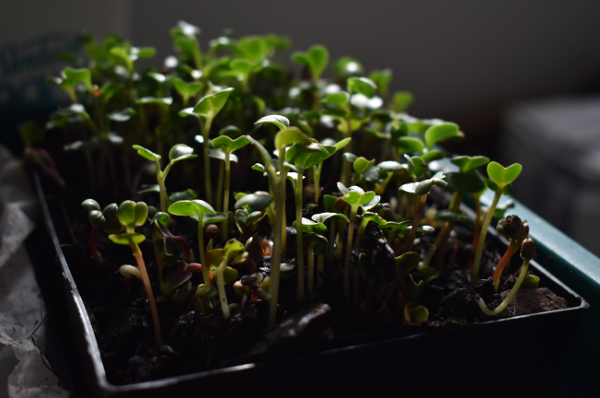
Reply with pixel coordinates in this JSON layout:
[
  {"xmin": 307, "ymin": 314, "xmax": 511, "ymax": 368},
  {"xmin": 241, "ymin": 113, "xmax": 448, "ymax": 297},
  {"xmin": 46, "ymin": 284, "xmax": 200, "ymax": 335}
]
[
  {"xmin": 88, "ymin": 227, "xmax": 102, "ymax": 263},
  {"xmin": 479, "ymin": 236, "xmax": 535, "ymax": 315},
  {"xmin": 109, "ymin": 201, "xmax": 162, "ymax": 347},
  {"xmin": 131, "ymin": 243, "xmax": 162, "ymax": 346},
  {"xmin": 492, "ymin": 247, "xmax": 518, "ymax": 290},
  {"xmin": 492, "ymin": 216, "xmax": 526, "ymax": 291},
  {"xmin": 184, "ymin": 263, "xmax": 216, "ymax": 286}
]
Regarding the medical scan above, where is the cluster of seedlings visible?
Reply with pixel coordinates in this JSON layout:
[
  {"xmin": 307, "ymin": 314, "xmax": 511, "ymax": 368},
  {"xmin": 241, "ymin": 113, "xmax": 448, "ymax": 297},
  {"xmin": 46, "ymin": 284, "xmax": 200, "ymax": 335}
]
[{"xmin": 29, "ymin": 21, "xmax": 542, "ymax": 363}]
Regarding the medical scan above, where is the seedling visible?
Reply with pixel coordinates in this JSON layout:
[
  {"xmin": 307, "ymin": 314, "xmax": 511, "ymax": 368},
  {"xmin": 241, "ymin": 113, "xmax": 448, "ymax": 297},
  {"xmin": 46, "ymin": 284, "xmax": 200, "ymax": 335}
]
[
  {"xmin": 304, "ymin": 233, "xmax": 329, "ymax": 298},
  {"xmin": 179, "ymin": 87, "xmax": 234, "ymax": 205},
  {"xmin": 168, "ymin": 200, "xmax": 228, "ymax": 300},
  {"xmin": 422, "ymin": 156, "xmax": 488, "ymax": 269},
  {"xmin": 394, "ymin": 252, "xmax": 430, "ymax": 326},
  {"xmin": 171, "ymin": 20, "xmax": 203, "ymax": 70},
  {"xmin": 210, "ymin": 239, "xmax": 247, "ymax": 320},
  {"xmin": 132, "ymin": 143, "xmax": 197, "ymax": 212},
  {"xmin": 478, "ymin": 235, "xmax": 536, "ymax": 315},
  {"xmin": 291, "ymin": 44, "xmax": 329, "ymax": 86},
  {"xmin": 251, "ymin": 115, "xmax": 313, "ymax": 328},
  {"xmin": 212, "ymin": 125, "xmax": 242, "ymax": 212},
  {"xmin": 352, "ymin": 196, "xmax": 384, "ymax": 249},
  {"xmin": 234, "ymin": 192, "xmax": 274, "ymax": 242},
  {"xmin": 81, "ymin": 199, "xmax": 122, "ymax": 263},
  {"xmin": 339, "ymin": 182, "xmax": 376, "ymax": 301},
  {"xmin": 107, "ymin": 201, "xmax": 162, "ymax": 346},
  {"xmin": 321, "ymin": 76, "xmax": 377, "ymax": 185},
  {"xmin": 48, "ymin": 67, "xmax": 93, "ymax": 103},
  {"xmin": 211, "ymin": 135, "xmax": 250, "ymax": 240},
  {"xmin": 471, "ymin": 162, "xmax": 522, "ymax": 284},
  {"xmin": 492, "ymin": 216, "xmax": 528, "ymax": 291},
  {"xmin": 292, "ymin": 217, "xmax": 329, "ymax": 299},
  {"xmin": 285, "ymin": 140, "xmax": 330, "ymax": 303},
  {"xmin": 311, "ymin": 211, "xmax": 349, "ymax": 266},
  {"xmin": 399, "ymin": 171, "xmax": 447, "ymax": 253},
  {"xmin": 300, "ymin": 137, "xmax": 350, "ymax": 204},
  {"xmin": 147, "ymin": 210, "xmax": 195, "ymax": 302},
  {"xmin": 171, "ymin": 77, "xmax": 203, "ymax": 106}
]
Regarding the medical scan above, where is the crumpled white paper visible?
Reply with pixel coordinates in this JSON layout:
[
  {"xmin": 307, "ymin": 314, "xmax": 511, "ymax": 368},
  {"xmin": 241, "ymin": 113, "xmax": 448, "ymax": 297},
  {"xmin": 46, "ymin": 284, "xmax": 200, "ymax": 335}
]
[{"xmin": 0, "ymin": 145, "xmax": 69, "ymax": 398}]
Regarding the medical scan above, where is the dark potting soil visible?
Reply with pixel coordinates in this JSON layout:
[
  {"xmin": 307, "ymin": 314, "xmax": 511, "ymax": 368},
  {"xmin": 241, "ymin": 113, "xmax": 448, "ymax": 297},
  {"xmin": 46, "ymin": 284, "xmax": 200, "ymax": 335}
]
[{"xmin": 48, "ymin": 190, "xmax": 571, "ymax": 387}]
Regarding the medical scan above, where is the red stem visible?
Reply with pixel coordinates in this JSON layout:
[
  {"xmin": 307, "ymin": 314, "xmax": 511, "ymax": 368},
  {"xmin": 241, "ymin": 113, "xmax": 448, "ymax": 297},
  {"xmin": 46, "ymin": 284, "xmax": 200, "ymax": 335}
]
[
  {"xmin": 493, "ymin": 245, "xmax": 519, "ymax": 286},
  {"xmin": 184, "ymin": 263, "xmax": 215, "ymax": 285},
  {"xmin": 88, "ymin": 227, "xmax": 101, "ymax": 262}
]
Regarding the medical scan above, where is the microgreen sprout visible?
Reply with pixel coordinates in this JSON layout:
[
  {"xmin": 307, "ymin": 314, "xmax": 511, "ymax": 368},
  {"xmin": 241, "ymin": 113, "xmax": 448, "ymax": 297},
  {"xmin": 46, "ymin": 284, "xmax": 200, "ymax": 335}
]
[
  {"xmin": 478, "ymin": 235, "xmax": 536, "ymax": 316},
  {"xmin": 171, "ymin": 20, "xmax": 203, "ymax": 70},
  {"xmin": 212, "ymin": 239, "xmax": 246, "ymax": 320},
  {"xmin": 311, "ymin": 211, "xmax": 349, "ymax": 267},
  {"xmin": 471, "ymin": 162, "xmax": 522, "ymax": 284},
  {"xmin": 321, "ymin": 76, "xmax": 377, "ymax": 185},
  {"xmin": 305, "ymin": 233, "xmax": 329, "ymax": 298},
  {"xmin": 492, "ymin": 216, "xmax": 527, "ymax": 291},
  {"xmin": 108, "ymin": 201, "xmax": 162, "ymax": 346},
  {"xmin": 285, "ymin": 139, "xmax": 330, "ymax": 303},
  {"xmin": 293, "ymin": 217, "xmax": 329, "ymax": 299},
  {"xmin": 179, "ymin": 87, "xmax": 234, "ymax": 205},
  {"xmin": 313, "ymin": 137, "xmax": 351, "ymax": 203},
  {"xmin": 168, "ymin": 200, "xmax": 227, "ymax": 299},
  {"xmin": 211, "ymin": 135, "xmax": 250, "ymax": 240},
  {"xmin": 422, "ymin": 156, "xmax": 488, "ymax": 269},
  {"xmin": 353, "ymin": 198, "xmax": 386, "ymax": 250},
  {"xmin": 147, "ymin": 210, "xmax": 194, "ymax": 302},
  {"xmin": 338, "ymin": 182, "xmax": 376, "ymax": 301},
  {"xmin": 234, "ymin": 192, "xmax": 274, "ymax": 242},
  {"xmin": 251, "ymin": 115, "xmax": 313, "ymax": 328},
  {"xmin": 133, "ymin": 143, "xmax": 197, "ymax": 212},
  {"xmin": 399, "ymin": 171, "xmax": 447, "ymax": 253},
  {"xmin": 82, "ymin": 199, "xmax": 122, "ymax": 263},
  {"xmin": 292, "ymin": 45, "xmax": 329, "ymax": 87}
]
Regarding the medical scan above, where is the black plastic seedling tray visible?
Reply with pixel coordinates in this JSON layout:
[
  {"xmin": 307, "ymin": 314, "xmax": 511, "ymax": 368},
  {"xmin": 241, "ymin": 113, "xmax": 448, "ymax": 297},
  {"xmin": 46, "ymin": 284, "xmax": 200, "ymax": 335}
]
[{"xmin": 30, "ymin": 171, "xmax": 588, "ymax": 398}]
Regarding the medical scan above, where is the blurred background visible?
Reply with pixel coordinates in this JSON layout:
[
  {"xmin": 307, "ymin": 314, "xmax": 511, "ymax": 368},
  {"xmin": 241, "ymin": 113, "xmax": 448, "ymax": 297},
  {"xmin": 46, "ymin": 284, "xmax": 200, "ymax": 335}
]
[{"xmin": 2, "ymin": 0, "xmax": 600, "ymax": 254}]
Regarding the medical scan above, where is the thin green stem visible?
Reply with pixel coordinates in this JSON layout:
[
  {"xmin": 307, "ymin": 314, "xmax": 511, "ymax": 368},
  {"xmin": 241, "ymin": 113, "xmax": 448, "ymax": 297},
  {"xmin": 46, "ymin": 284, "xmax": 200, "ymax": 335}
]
[
  {"xmin": 402, "ymin": 194, "xmax": 428, "ymax": 253},
  {"xmin": 478, "ymin": 260, "xmax": 529, "ymax": 315},
  {"xmin": 268, "ymin": 176, "xmax": 285, "ymax": 329},
  {"xmin": 131, "ymin": 243, "xmax": 162, "ymax": 346},
  {"xmin": 193, "ymin": 38, "xmax": 202, "ymax": 70},
  {"xmin": 354, "ymin": 217, "xmax": 369, "ymax": 249},
  {"xmin": 201, "ymin": 118, "xmax": 213, "ymax": 205},
  {"xmin": 216, "ymin": 258, "xmax": 230, "ymax": 320},
  {"xmin": 422, "ymin": 191, "xmax": 462, "ymax": 269},
  {"xmin": 216, "ymin": 161, "xmax": 224, "ymax": 211},
  {"xmin": 197, "ymin": 221, "xmax": 211, "ymax": 287},
  {"xmin": 472, "ymin": 190, "xmax": 502, "ymax": 284},
  {"xmin": 341, "ymin": 121, "xmax": 353, "ymax": 186},
  {"xmin": 268, "ymin": 147, "xmax": 289, "ymax": 329},
  {"xmin": 222, "ymin": 153, "xmax": 231, "ymax": 241},
  {"xmin": 313, "ymin": 164, "xmax": 321, "ymax": 204},
  {"xmin": 344, "ymin": 205, "xmax": 358, "ymax": 299},
  {"xmin": 295, "ymin": 173, "xmax": 305, "ymax": 304}
]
